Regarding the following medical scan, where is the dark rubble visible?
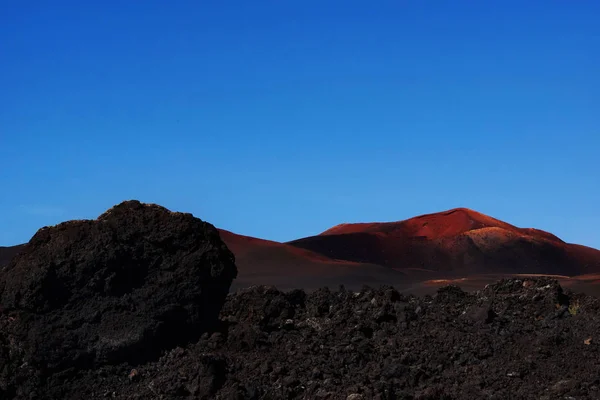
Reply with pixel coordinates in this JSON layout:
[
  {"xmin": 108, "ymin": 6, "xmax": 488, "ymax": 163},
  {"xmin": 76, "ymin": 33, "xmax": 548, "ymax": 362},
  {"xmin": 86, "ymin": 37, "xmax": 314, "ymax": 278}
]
[{"xmin": 4, "ymin": 277, "xmax": 600, "ymax": 399}]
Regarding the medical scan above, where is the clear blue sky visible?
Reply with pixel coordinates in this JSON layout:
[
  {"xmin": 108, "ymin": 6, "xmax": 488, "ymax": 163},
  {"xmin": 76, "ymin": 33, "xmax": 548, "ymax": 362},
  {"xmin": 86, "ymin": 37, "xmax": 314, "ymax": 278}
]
[{"xmin": 1, "ymin": 1, "xmax": 599, "ymax": 248}]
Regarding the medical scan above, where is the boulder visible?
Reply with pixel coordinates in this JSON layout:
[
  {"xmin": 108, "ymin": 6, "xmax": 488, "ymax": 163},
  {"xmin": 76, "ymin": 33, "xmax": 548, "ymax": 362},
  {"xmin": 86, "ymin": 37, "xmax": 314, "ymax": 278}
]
[{"xmin": 0, "ymin": 200, "xmax": 237, "ymax": 394}]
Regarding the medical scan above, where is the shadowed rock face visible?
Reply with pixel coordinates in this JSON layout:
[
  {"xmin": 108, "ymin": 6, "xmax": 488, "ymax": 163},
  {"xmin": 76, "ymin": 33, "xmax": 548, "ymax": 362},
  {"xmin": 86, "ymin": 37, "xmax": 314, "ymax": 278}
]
[
  {"xmin": 0, "ymin": 200, "xmax": 237, "ymax": 397},
  {"xmin": 0, "ymin": 245, "xmax": 24, "ymax": 268}
]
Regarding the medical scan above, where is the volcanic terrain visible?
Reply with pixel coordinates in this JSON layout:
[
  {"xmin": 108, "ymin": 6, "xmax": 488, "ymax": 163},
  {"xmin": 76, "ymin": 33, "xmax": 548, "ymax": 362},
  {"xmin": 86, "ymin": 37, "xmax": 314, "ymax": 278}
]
[
  {"xmin": 2, "ymin": 201, "xmax": 600, "ymax": 399},
  {"xmin": 289, "ymin": 208, "xmax": 600, "ymax": 276},
  {"xmin": 0, "ymin": 245, "xmax": 24, "ymax": 269}
]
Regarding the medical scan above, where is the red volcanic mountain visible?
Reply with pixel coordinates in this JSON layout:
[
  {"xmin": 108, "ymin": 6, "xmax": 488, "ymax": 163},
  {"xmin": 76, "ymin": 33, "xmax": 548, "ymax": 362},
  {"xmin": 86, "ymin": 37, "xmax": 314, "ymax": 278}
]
[
  {"xmin": 319, "ymin": 208, "xmax": 562, "ymax": 241},
  {"xmin": 287, "ymin": 208, "xmax": 600, "ymax": 277}
]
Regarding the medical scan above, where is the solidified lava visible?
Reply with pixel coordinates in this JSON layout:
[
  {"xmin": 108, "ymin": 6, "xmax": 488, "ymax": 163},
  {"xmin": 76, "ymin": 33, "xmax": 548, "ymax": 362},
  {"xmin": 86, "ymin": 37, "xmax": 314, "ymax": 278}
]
[
  {"xmin": 5, "ymin": 276, "xmax": 600, "ymax": 399},
  {"xmin": 0, "ymin": 245, "xmax": 24, "ymax": 269},
  {"xmin": 0, "ymin": 200, "xmax": 237, "ymax": 398}
]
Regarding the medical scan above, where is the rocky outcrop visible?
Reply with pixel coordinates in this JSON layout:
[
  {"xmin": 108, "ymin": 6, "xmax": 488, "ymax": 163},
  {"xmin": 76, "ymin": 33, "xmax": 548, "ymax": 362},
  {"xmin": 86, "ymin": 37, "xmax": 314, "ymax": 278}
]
[{"xmin": 0, "ymin": 200, "xmax": 237, "ymax": 397}]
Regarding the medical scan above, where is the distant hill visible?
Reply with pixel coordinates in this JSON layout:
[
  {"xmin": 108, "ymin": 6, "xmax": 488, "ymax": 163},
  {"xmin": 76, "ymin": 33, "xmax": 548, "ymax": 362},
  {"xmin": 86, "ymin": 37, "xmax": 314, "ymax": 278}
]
[
  {"xmin": 287, "ymin": 208, "xmax": 600, "ymax": 277},
  {"xmin": 319, "ymin": 208, "xmax": 563, "ymax": 242}
]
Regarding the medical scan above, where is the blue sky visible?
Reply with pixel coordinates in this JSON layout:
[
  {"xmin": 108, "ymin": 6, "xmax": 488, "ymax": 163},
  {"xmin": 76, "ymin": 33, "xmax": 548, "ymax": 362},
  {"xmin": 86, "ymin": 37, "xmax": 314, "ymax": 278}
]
[{"xmin": 1, "ymin": 1, "xmax": 599, "ymax": 248}]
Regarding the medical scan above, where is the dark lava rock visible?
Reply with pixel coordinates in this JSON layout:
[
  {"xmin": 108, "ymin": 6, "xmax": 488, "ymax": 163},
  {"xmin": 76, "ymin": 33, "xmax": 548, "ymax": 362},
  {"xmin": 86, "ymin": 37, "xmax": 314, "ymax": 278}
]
[
  {"xmin": 0, "ymin": 245, "xmax": 24, "ymax": 268},
  {"xmin": 0, "ymin": 200, "xmax": 237, "ymax": 397}
]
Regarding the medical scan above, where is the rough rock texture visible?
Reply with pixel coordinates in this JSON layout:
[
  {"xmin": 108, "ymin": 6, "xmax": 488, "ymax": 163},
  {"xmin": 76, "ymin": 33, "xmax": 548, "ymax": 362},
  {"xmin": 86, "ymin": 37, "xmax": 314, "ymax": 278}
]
[
  {"xmin": 4, "ymin": 277, "xmax": 600, "ymax": 399},
  {"xmin": 0, "ymin": 245, "xmax": 24, "ymax": 268},
  {"xmin": 0, "ymin": 200, "xmax": 237, "ymax": 398}
]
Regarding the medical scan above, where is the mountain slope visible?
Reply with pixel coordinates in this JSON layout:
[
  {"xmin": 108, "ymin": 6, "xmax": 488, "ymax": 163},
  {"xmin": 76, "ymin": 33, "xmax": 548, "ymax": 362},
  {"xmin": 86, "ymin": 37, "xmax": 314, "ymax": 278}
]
[
  {"xmin": 218, "ymin": 229, "xmax": 409, "ymax": 290},
  {"xmin": 289, "ymin": 208, "xmax": 600, "ymax": 277},
  {"xmin": 320, "ymin": 208, "xmax": 563, "ymax": 242}
]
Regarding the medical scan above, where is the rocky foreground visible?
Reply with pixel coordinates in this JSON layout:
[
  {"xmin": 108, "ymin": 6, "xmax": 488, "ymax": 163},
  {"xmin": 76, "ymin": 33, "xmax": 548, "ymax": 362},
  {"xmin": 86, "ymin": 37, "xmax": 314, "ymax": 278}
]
[{"xmin": 1, "ymin": 202, "xmax": 600, "ymax": 399}]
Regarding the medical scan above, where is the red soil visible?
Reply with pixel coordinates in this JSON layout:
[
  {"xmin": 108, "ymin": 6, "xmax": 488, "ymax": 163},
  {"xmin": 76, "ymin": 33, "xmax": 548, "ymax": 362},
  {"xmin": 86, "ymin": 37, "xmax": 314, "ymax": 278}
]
[
  {"xmin": 321, "ymin": 208, "xmax": 563, "ymax": 243},
  {"xmin": 289, "ymin": 208, "xmax": 600, "ymax": 278},
  {"xmin": 217, "ymin": 229, "xmax": 408, "ymax": 291}
]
